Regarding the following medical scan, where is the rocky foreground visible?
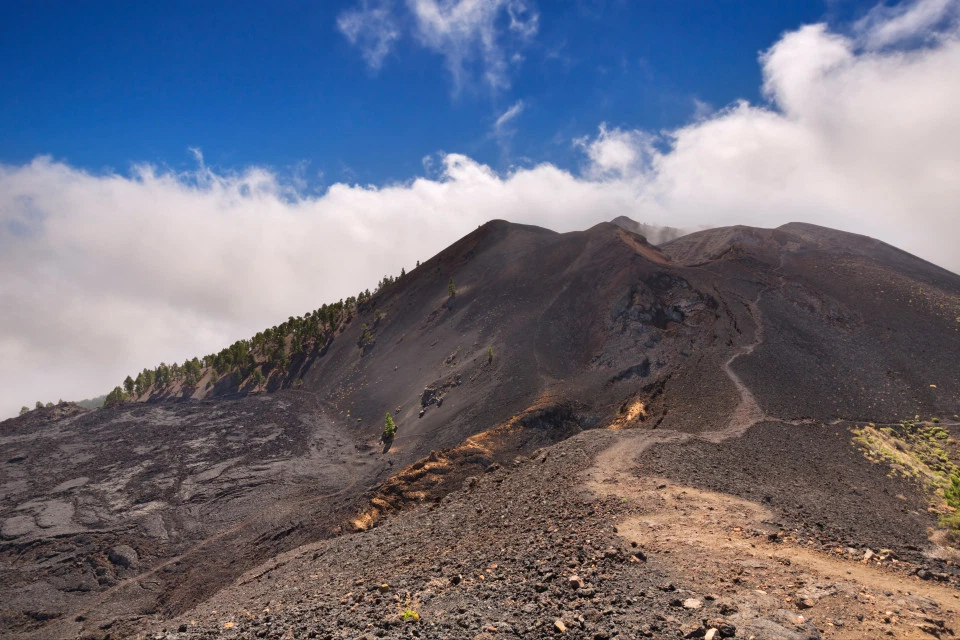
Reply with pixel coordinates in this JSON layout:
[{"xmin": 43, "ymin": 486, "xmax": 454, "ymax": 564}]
[{"xmin": 135, "ymin": 427, "xmax": 960, "ymax": 640}]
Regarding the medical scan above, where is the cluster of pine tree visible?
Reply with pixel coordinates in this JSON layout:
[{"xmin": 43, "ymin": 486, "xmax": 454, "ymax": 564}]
[{"xmin": 102, "ymin": 265, "xmax": 414, "ymax": 407}]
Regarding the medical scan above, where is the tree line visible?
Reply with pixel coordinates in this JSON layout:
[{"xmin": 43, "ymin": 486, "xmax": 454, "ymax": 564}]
[{"xmin": 100, "ymin": 267, "xmax": 418, "ymax": 407}]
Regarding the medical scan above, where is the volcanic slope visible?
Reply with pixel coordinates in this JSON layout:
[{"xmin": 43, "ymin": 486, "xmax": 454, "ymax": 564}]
[{"xmin": 2, "ymin": 219, "xmax": 959, "ymax": 639}]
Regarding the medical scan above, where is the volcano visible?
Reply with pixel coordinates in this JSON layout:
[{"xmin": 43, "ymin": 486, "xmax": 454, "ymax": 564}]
[{"xmin": 2, "ymin": 219, "xmax": 959, "ymax": 639}]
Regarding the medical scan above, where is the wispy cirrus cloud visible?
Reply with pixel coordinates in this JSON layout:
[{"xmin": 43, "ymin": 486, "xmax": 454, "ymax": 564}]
[
  {"xmin": 491, "ymin": 99, "xmax": 526, "ymax": 156},
  {"xmin": 856, "ymin": 0, "xmax": 959, "ymax": 48},
  {"xmin": 494, "ymin": 99, "xmax": 525, "ymax": 132},
  {"xmin": 337, "ymin": 0, "xmax": 539, "ymax": 92},
  {"xmin": 337, "ymin": 0, "xmax": 401, "ymax": 71}
]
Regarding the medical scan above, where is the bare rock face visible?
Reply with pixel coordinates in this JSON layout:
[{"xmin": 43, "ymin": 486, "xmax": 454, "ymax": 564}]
[{"xmin": 1, "ymin": 515, "xmax": 37, "ymax": 539}]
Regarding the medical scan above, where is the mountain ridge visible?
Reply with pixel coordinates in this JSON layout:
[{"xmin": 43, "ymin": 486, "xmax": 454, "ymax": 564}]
[{"xmin": 3, "ymin": 217, "xmax": 960, "ymax": 639}]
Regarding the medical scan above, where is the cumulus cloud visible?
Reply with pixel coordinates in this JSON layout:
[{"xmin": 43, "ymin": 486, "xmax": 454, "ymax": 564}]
[
  {"xmin": 3, "ymin": 0, "xmax": 960, "ymax": 417},
  {"xmin": 338, "ymin": 0, "xmax": 539, "ymax": 91},
  {"xmin": 337, "ymin": 0, "xmax": 401, "ymax": 70},
  {"xmin": 575, "ymin": 124, "xmax": 658, "ymax": 180}
]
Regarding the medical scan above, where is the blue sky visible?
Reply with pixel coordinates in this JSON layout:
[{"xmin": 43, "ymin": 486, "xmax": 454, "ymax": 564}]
[
  {"xmin": 1, "ymin": 1, "xmax": 875, "ymax": 185},
  {"xmin": 2, "ymin": 0, "xmax": 959, "ymax": 415}
]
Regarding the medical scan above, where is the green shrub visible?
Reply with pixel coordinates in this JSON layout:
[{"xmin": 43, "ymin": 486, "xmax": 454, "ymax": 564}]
[
  {"xmin": 939, "ymin": 512, "xmax": 960, "ymax": 543},
  {"xmin": 384, "ymin": 412, "xmax": 396, "ymax": 439},
  {"xmin": 945, "ymin": 474, "xmax": 960, "ymax": 510}
]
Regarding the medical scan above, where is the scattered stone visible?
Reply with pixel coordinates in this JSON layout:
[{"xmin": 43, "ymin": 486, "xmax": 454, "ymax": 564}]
[
  {"xmin": 568, "ymin": 575, "xmax": 584, "ymax": 590},
  {"xmin": 682, "ymin": 598, "xmax": 702, "ymax": 610},
  {"xmin": 554, "ymin": 619, "xmax": 567, "ymax": 633},
  {"xmin": 706, "ymin": 618, "xmax": 736, "ymax": 638}
]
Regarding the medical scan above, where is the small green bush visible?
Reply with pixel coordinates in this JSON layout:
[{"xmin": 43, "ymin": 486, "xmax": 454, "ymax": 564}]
[
  {"xmin": 945, "ymin": 474, "xmax": 960, "ymax": 510},
  {"xmin": 939, "ymin": 512, "xmax": 960, "ymax": 542},
  {"xmin": 384, "ymin": 412, "xmax": 396, "ymax": 439}
]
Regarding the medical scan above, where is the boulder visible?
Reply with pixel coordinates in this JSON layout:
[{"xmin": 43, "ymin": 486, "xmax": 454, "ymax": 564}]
[{"xmin": 107, "ymin": 545, "xmax": 139, "ymax": 569}]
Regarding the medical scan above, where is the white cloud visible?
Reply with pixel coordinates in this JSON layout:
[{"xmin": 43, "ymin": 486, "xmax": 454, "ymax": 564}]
[
  {"xmin": 494, "ymin": 99, "xmax": 525, "ymax": 132},
  {"xmin": 575, "ymin": 124, "xmax": 657, "ymax": 180},
  {"xmin": 692, "ymin": 98, "xmax": 714, "ymax": 121},
  {"xmin": 3, "ymin": 0, "xmax": 960, "ymax": 417},
  {"xmin": 337, "ymin": 0, "xmax": 401, "ymax": 71},
  {"xmin": 407, "ymin": 0, "xmax": 539, "ymax": 91},
  {"xmin": 492, "ymin": 99, "xmax": 526, "ymax": 155},
  {"xmin": 338, "ymin": 0, "xmax": 539, "ymax": 91},
  {"xmin": 856, "ymin": 0, "xmax": 959, "ymax": 48}
]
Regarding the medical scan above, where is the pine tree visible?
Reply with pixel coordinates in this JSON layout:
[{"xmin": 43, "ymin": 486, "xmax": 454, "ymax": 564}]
[
  {"xmin": 19, "ymin": 406, "xmax": 29, "ymax": 416},
  {"xmin": 384, "ymin": 412, "xmax": 396, "ymax": 439},
  {"xmin": 447, "ymin": 277, "xmax": 456, "ymax": 297},
  {"xmin": 104, "ymin": 386, "xmax": 126, "ymax": 407},
  {"xmin": 123, "ymin": 375, "xmax": 135, "ymax": 395}
]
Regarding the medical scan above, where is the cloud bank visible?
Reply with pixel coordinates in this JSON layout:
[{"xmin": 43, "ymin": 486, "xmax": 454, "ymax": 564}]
[{"xmin": 3, "ymin": 0, "xmax": 960, "ymax": 416}]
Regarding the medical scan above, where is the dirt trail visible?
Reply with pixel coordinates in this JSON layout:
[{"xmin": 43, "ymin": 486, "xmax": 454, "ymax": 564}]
[
  {"xmin": 605, "ymin": 473, "xmax": 960, "ymax": 639},
  {"xmin": 585, "ymin": 425, "xmax": 960, "ymax": 638},
  {"xmin": 718, "ymin": 292, "xmax": 770, "ymax": 438},
  {"xmin": 584, "ymin": 276, "xmax": 960, "ymax": 639}
]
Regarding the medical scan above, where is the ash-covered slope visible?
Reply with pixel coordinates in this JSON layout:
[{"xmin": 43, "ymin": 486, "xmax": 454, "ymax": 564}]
[
  {"xmin": 2, "ymin": 219, "xmax": 960, "ymax": 639},
  {"xmin": 662, "ymin": 221, "xmax": 960, "ymax": 422},
  {"xmin": 300, "ymin": 220, "xmax": 722, "ymax": 461}
]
